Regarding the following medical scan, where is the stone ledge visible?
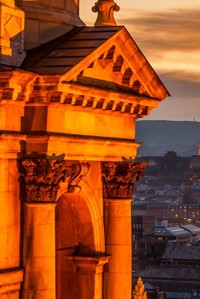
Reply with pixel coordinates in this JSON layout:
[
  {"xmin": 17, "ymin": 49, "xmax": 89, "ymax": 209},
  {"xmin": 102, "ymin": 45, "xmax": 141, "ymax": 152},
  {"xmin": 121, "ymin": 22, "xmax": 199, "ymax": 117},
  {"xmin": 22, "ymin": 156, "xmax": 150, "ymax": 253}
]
[{"xmin": 0, "ymin": 268, "xmax": 23, "ymax": 294}]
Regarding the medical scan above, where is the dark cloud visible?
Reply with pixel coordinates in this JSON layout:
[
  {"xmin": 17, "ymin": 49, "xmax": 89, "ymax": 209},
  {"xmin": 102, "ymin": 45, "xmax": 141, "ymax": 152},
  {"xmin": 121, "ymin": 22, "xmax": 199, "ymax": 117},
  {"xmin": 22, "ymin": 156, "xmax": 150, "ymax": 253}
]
[
  {"xmin": 119, "ymin": 8, "xmax": 200, "ymax": 52},
  {"xmin": 152, "ymin": 67, "xmax": 200, "ymax": 85}
]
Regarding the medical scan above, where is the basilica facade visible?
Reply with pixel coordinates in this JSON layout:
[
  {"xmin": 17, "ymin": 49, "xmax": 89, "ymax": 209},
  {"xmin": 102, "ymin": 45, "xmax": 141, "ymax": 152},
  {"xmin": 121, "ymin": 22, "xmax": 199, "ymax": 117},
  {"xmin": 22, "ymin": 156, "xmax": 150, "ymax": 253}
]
[{"xmin": 0, "ymin": 1, "xmax": 169, "ymax": 298}]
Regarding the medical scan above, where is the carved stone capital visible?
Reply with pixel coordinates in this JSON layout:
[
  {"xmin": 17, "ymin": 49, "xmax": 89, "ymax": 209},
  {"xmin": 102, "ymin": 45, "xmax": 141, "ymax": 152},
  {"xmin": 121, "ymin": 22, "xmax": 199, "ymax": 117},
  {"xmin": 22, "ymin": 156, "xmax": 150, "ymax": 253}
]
[
  {"xmin": 18, "ymin": 157, "xmax": 90, "ymax": 202},
  {"xmin": 92, "ymin": 0, "xmax": 120, "ymax": 26},
  {"xmin": 101, "ymin": 161, "xmax": 146, "ymax": 199}
]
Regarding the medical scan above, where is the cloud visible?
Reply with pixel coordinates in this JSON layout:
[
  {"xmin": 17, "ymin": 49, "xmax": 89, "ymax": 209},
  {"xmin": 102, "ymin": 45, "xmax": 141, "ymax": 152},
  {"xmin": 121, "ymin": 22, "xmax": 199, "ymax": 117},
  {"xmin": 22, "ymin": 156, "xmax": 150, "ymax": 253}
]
[
  {"xmin": 119, "ymin": 8, "xmax": 200, "ymax": 52},
  {"xmin": 118, "ymin": 8, "xmax": 200, "ymax": 84}
]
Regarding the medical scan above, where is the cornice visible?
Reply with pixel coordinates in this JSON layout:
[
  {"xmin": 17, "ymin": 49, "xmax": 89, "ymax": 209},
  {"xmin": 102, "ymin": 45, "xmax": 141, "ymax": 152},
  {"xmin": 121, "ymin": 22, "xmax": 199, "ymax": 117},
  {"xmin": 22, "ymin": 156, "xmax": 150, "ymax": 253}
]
[
  {"xmin": 0, "ymin": 132, "xmax": 141, "ymax": 161},
  {"xmin": 0, "ymin": 70, "xmax": 159, "ymax": 118}
]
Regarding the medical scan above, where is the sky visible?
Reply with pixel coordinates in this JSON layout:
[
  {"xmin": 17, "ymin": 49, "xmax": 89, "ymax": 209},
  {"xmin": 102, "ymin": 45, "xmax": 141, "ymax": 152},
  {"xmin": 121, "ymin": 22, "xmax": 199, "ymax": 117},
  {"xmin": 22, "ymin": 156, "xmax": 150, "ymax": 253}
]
[{"xmin": 80, "ymin": 0, "xmax": 200, "ymax": 121}]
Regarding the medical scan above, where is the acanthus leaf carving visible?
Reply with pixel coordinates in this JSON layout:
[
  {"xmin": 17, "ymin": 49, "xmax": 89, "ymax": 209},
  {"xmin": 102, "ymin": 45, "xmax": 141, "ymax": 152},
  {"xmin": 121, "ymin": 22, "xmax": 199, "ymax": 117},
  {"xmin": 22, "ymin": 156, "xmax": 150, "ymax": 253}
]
[
  {"xmin": 18, "ymin": 157, "xmax": 90, "ymax": 202},
  {"xmin": 101, "ymin": 161, "xmax": 146, "ymax": 199}
]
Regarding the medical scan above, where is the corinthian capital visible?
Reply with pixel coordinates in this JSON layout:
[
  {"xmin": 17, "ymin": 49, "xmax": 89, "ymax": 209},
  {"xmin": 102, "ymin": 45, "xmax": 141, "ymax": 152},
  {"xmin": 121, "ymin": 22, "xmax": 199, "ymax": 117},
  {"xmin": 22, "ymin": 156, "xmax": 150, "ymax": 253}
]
[
  {"xmin": 18, "ymin": 156, "xmax": 90, "ymax": 202},
  {"xmin": 101, "ymin": 161, "xmax": 146, "ymax": 199},
  {"xmin": 92, "ymin": 0, "xmax": 120, "ymax": 26}
]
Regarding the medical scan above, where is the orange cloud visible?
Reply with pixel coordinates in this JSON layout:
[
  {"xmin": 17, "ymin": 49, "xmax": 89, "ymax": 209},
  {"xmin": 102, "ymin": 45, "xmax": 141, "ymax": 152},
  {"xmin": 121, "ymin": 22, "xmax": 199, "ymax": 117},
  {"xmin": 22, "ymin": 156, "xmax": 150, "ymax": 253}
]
[{"xmin": 119, "ymin": 8, "xmax": 200, "ymax": 83}]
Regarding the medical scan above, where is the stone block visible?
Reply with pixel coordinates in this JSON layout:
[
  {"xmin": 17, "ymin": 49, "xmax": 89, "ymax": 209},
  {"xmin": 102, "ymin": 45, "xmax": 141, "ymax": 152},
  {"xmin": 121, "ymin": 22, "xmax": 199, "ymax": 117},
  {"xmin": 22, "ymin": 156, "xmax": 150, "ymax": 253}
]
[
  {"xmin": 23, "ymin": 256, "xmax": 55, "ymax": 290},
  {"xmin": 23, "ymin": 224, "xmax": 55, "ymax": 258},
  {"xmin": 104, "ymin": 216, "xmax": 131, "ymax": 245},
  {"xmin": 24, "ymin": 203, "xmax": 55, "ymax": 225},
  {"xmin": 8, "ymin": 160, "xmax": 20, "ymax": 192},
  {"xmin": 0, "ymin": 159, "xmax": 8, "ymax": 191},
  {"xmin": 104, "ymin": 272, "xmax": 132, "ymax": 299},
  {"xmin": 105, "ymin": 244, "xmax": 131, "ymax": 273},
  {"xmin": 0, "ymin": 268, "xmax": 23, "ymax": 295},
  {"xmin": 0, "ymin": 226, "xmax": 8, "ymax": 263},
  {"xmin": 22, "ymin": 289, "xmax": 56, "ymax": 299},
  {"xmin": 0, "ymin": 191, "xmax": 20, "ymax": 225}
]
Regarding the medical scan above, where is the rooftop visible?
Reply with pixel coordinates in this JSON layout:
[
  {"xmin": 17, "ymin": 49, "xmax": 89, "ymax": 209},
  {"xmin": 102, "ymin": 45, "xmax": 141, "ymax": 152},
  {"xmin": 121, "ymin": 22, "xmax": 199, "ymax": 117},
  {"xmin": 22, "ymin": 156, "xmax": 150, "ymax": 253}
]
[{"xmin": 22, "ymin": 26, "xmax": 123, "ymax": 75}]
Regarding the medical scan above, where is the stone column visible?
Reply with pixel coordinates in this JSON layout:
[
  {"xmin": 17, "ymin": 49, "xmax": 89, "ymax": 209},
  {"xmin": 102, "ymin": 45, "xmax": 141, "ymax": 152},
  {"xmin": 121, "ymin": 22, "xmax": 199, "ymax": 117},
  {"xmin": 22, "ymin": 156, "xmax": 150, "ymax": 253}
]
[
  {"xmin": 23, "ymin": 202, "xmax": 56, "ymax": 299},
  {"xmin": 18, "ymin": 156, "xmax": 90, "ymax": 299},
  {"xmin": 74, "ymin": 255, "xmax": 110, "ymax": 299},
  {"xmin": 101, "ymin": 161, "xmax": 145, "ymax": 299}
]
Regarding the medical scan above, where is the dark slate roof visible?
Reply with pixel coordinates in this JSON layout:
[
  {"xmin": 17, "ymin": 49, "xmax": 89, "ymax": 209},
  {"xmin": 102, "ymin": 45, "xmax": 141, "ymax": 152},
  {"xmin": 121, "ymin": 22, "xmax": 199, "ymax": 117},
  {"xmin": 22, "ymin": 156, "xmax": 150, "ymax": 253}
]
[
  {"xmin": 165, "ymin": 291, "xmax": 192, "ymax": 299},
  {"xmin": 154, "ymin": 226, "xmax": 191, "ymax": 238},
  {"xmin": 133, "ymin": 266, "xmax": 200, "ymax": 280},
  {"xmin": 22, "ymin": 26, "xmax": 123, "ymax": 75},
  {"xmin": 162, "ymin": 243, "xmax": 200, "ymax": 261},
  {"xmin": 181, "ymin": 224, "xmax": 200, "ymax": 234}
]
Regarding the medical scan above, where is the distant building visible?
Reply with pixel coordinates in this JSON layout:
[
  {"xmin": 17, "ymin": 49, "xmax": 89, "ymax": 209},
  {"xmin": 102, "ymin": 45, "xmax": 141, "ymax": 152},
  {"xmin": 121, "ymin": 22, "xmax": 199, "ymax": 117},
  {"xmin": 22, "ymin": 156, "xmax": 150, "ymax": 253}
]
[
  {"xmin": 132, "ymin": 215, "xmax": 154, "ymax": 240},
  {"xmin": 180, "ymin": 224, "xmax": 200, "ymax": 241},
  {"xmin": 161, "ymin": 242, "xmax": 200, "ymax": 266},
  {"xmin": 154, "ymin": 225, "xmax": 191, "ymax": 242},
  {"xmin": 132, "ymin": 202, "xmax": 200, "ymax": 226},
  {"xmin": 190, "ymin": 155, "xmax": 200, "ymax": 169}
]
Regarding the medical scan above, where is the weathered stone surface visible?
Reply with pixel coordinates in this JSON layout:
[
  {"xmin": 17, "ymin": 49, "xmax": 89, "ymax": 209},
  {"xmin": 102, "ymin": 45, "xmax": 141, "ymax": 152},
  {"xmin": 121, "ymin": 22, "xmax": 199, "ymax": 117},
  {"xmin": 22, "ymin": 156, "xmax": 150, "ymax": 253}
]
[
  {"xmin": 17, "ymin": 0, "xmax": 84, "ymax": 50},
  {"xmin": 0, "ymin": 268, "xmax": 23, "ymax": 295}
]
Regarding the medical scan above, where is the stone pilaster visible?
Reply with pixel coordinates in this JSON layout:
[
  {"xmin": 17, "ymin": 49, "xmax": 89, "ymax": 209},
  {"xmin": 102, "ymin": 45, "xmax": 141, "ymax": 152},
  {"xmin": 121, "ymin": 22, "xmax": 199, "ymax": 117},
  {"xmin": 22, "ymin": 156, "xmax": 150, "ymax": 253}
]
[
  {"xmin": 74, "ymin": 255, "xmax": 110, "ymax": 299},
  {"xmin": 22, "ymin": 202, "xmax": 56, "ymax": 299},
  {"xmin": 101, "ymin": 161, "xmax": 145, "ymax": 299},
  {"xmin": 18, "ymin": 156, "xmax": 90, "ymax": 299}
]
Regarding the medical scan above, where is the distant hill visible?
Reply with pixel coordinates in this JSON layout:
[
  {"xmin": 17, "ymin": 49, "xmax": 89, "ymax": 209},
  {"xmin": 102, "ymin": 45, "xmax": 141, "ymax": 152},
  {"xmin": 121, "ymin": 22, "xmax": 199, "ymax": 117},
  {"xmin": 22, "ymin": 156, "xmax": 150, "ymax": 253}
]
[{"xmin": 136, "ymin": 120, "xmax": 200, "ymax": 157}]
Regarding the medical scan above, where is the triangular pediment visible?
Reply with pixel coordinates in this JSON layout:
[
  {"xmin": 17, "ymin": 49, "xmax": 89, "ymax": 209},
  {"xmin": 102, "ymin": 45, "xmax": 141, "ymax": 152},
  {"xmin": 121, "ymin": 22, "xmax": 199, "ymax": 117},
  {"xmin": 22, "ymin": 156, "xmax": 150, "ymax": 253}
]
[
  {"xmin": 60, "ymin": 27, "xmax": 169, "ymax": 101},
  {"xmin": 22, "ymin": 26, "xmax": 169, "ymax": 101}
]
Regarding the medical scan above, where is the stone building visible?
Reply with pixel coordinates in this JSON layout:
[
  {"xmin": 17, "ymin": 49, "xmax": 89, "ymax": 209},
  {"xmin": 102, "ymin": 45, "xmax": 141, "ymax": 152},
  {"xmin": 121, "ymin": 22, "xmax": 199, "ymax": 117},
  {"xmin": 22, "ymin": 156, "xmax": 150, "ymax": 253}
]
[{"xmin": 0, "ymin": 1, "xmax": 169, "ymax": 298}]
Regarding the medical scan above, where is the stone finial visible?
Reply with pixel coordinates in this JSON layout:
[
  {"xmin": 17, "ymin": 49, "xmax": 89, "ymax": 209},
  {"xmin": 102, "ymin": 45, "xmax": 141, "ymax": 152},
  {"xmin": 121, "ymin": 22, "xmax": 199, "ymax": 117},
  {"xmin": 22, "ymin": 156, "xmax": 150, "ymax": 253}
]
[
  {"xmin": 92, "ymin": 0, "xmax": 120, "ymax": 26},
  {"xmin": 133, "ymin": 277, "xmax": 147, "ymax": 299}
]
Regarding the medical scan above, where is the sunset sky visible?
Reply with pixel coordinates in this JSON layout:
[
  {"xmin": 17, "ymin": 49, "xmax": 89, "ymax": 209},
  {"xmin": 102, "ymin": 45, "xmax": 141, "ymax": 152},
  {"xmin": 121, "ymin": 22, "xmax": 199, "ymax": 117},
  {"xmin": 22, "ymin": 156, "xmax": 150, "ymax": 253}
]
[{"xmin": 80, "ymin": 0, "xmax": 200, "ymax": 121}]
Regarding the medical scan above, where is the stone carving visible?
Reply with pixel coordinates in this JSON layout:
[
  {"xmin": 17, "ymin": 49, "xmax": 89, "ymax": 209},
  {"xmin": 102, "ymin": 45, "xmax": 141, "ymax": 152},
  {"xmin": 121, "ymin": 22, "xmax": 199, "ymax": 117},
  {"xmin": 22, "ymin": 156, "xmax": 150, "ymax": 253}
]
[
  {"xmin": 101, "ymin": 161, "xmax": 146, "ymax": 199},
  {"xmin": 18, "ymin": 157, "xmax": 90, "ymax": 202},
  {"xmin": 92, "ymin": 0, "xmax": 120, "ymax": 26},
  {"xmin": 133, "ymin": 277, "xmax": 147, "ymax": 299}
]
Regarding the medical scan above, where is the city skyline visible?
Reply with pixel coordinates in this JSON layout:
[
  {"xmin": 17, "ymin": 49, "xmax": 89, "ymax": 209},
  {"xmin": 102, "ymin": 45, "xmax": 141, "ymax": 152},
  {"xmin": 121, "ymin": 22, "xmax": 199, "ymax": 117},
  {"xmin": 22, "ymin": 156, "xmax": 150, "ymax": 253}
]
[{"xmin": 80, "ymin": 1, "xmax": 200, "ymax": 121}]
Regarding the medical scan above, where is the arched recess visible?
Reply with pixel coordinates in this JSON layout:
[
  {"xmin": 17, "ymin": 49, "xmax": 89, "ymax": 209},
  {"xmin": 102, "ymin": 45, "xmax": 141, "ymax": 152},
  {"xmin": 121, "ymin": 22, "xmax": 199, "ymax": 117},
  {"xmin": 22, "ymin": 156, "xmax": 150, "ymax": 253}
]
[{"xmin": 55, "ymin": 180, "xmax": 105, "ymax": 299}]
